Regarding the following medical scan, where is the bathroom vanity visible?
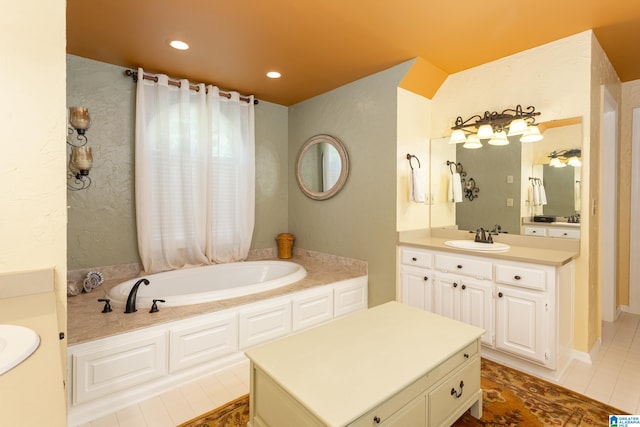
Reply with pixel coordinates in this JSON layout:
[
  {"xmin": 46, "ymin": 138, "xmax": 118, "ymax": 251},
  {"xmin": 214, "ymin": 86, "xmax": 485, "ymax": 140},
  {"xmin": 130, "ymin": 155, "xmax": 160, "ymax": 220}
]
[
  {"xmin": 398, "ymin": 231, "xmax": 576, "ymax": 380},
  {"xmin": 245, "ymin": 301, "xmax": 484, "ymax": 427}
]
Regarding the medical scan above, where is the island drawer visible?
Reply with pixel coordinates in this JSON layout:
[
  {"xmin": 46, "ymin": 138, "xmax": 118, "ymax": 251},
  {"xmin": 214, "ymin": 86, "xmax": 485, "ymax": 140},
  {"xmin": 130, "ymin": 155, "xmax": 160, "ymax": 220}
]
[
  {"xmin": 400, "ymin": 247, "xmax": 433, "ymax": 269},
  {"xmin": 429, "ymin": 357, "xmax": 481, "ymax": 427},
  {"xmin": 435, "ymin": 254, "xmax": 492, "ymax": 279},
  {"xmin": 425, "ymin": 340, "xmax": 478, "ymax": 385}
]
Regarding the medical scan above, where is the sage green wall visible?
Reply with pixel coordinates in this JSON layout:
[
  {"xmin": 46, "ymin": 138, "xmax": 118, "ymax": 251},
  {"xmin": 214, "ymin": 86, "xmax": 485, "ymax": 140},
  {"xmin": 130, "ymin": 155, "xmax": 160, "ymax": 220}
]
[
  {"xmin": 66, "ymin": 55, "xmax": 289, "ymax": 270},
  {"xmin": 288, "ymin": 61, "xmax": 413, "ymax": 307}
]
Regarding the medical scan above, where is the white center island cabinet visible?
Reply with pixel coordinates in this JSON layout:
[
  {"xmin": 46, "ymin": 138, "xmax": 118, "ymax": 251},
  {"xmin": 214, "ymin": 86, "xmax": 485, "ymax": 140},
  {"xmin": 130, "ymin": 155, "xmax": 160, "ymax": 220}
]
[{"xmin": 245, "ymin": 301, "xmax": 484, "ymax": 427}]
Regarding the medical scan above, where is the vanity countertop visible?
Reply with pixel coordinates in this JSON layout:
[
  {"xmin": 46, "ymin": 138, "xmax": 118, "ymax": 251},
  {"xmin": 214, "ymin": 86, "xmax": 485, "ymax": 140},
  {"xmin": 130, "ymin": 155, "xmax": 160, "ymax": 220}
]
[
  {"xmin": 522, "ymin": 221, "xmax": 581, "ymax": 228},
  {"xmin": 399, "ymin": 233, "xmax": 578, "ymax": 266}
]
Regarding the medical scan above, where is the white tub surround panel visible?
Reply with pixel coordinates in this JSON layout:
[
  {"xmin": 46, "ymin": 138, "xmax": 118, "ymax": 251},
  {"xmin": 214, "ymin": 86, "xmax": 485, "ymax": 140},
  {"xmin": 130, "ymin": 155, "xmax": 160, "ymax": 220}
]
[{"xmin": 67, "ymin": 277, "xmax": 367, "ymax": 426}]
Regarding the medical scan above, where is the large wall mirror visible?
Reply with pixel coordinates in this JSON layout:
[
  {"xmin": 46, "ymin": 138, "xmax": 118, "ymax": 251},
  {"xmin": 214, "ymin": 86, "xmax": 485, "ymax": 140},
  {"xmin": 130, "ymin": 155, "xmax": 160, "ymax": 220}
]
[
  {"xmin": 296, "ymin": 134, "xmax": 349, "ymax": 200},
  {"xmin": 430, "ymin": 118, "xmax": 582, "ymax": 235}
]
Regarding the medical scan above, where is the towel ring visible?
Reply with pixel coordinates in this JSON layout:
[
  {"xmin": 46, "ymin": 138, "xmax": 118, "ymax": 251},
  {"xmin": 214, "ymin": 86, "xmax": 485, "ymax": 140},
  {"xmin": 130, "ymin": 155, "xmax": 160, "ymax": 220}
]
[
  {"xmin": 446, "ymin": 160, "xmax": 467, "ymax": 177},
  {"xmin": 406, "ymin": 154, "xmax": 421, "ymax": 170}
]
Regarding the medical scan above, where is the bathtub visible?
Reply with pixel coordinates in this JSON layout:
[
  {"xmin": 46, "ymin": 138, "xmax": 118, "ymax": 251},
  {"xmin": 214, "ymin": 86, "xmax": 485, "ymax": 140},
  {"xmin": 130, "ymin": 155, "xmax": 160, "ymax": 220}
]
[{"xmin": 107, "ymin": 260, "xmax": 307, "ymax": 307}]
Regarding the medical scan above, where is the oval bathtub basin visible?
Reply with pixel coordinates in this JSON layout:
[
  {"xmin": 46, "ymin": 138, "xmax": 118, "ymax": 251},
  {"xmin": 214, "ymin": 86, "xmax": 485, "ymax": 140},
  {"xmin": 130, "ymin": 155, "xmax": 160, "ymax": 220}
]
[
  {"xmin": 444, "ymin": 240, "xmax": 510, "ymax": 252},
  {"xmin": 108, "ymin": 260, "xmax": 308, "ymax": 307},
  {"xmin": 0, "ymin": 324, "xmax": 40, "ymax": 375}
]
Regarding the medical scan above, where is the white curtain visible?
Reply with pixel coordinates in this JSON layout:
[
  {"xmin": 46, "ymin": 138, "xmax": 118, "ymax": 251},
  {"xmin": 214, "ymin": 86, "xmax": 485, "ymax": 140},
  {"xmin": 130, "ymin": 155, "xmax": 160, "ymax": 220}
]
[{"xmin": 135, "ymin": 68, "xmax": 255, "ymax": 273}]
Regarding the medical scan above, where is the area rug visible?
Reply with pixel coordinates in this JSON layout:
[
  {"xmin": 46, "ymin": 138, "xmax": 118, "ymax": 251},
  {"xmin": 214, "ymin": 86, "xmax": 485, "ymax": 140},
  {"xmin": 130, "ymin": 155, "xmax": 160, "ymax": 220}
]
[{"xmin": 179, "ymin": 358, "xmax": 625, "ymax": 427}]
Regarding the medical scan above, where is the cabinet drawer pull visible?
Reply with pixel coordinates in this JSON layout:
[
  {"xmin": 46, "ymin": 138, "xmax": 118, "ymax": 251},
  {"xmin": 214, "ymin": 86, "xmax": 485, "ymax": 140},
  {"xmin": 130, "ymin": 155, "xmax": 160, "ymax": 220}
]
[
  {"xmin": 412, "ymin": 257, "xmax": 417, "ymax": 262},
  {"xmin": 451, "ymin": 380, "xmax": 464, "ymax": 398},
  {"xmin": 461, "ymin": 284, "xmax": 466, "ymax": 290},
  {"xmin": 423, "ymin": 276, "xmax": 429, "ymax": 281},
  {"xmin": 456, "ymin": 264, "xmax": 463, "ymax": 269},
  {"xmin": 513, "ymin": 275, "xmax": 521, "ymax": 280},
  {"xmin": 464, "ymin": 353, "xmax": 469, "ymax": 359},
  {"xmin": 453, "ymin": 282, "xmax": 458, "ymax": 288},
  {"xmin": 498, "ymin": 292, "xmax": 504, "ymax": 298},
  {"xmin": 373, "ymin": 415, "xmax": 381, "ymax": 424}
]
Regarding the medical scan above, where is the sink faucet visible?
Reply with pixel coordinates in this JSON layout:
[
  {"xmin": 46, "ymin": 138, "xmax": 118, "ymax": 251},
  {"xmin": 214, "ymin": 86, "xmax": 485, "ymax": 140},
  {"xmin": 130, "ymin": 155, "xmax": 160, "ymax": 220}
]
[
  {"xmin": 125, "ymin": 278, "xmax": 150, "ymax": 313},
  {"xmin": 474, "ymin": 227, "xmax": 493, "ymax": 244},
  {"xmin": 490, "ymin": 224, "xmax": 502, "ymax": 235}
]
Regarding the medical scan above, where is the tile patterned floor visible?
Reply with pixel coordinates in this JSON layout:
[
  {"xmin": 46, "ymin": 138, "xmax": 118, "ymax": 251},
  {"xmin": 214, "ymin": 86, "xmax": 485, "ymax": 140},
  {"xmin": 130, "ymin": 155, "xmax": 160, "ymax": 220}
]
[{"xmin": 77, "ymin": 312, "xmax": 640, "ymax": 426}]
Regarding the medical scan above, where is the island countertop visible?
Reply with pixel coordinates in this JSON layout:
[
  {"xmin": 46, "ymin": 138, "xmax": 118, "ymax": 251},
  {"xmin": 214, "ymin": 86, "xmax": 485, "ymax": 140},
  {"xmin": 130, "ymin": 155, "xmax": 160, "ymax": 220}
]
[
  {"xmin": 399, "ymin": 229, "xmax": 578, "ymax": 266},
  {"xmin": 245, "ymin": 301, "xmax": 484, "ymax": 427}
]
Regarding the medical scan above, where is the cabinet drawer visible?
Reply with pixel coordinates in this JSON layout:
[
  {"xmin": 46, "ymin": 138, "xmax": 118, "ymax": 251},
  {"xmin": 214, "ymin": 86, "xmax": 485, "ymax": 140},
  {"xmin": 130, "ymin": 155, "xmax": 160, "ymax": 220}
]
[
  {"xmin": 425, "ymin": 340, "xmax": 478, "ymax": 386},
  {"xmin": 435, "ymin": 254, "xmax": 492, "ymax": 280},
  {"xmin": 495, "ymin": 264, "xmax": 546, "ymax": 291},
  {"xmin": 548, "ymin": 227, "xmax": 580, "ymax": 239},
  {"xmin": 523, "ymin": 226, "xmax": 547, "ymax": 237},
  {"xmin": 429, "ymin": 357, "xmax": 481, "ymax": 427},
  {"xmin": 401, "ymin": 247, "xmax": 433, "ymax": 269}
]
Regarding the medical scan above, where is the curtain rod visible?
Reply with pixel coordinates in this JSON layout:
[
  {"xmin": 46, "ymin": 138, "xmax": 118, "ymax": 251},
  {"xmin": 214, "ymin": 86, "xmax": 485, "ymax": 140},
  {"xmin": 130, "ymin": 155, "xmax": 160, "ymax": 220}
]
[{"xmin": 124, "ymin": 69, "xmax": 258, "ymax": 105}]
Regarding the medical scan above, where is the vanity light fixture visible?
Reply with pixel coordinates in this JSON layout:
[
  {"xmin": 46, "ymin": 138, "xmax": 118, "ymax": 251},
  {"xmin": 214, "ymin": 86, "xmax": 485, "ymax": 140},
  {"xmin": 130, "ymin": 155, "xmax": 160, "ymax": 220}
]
[
  {"xmin": 548, "ymin": 148, "xmax": 581, "ymax": 168},
  {"xmin": 67, "ymin": 107, "xmax": 94, "ymax": 191},
  {"xmin": 449, "ymin": 104, "xmax": 543, "ymax": 148}
]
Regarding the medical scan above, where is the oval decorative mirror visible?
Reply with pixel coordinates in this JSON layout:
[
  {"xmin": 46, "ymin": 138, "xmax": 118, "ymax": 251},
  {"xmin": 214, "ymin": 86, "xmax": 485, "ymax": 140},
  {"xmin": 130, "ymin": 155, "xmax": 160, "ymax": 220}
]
[{"xmin": 296, "ymin": 134, "xmax": 349, "ymax": 200}]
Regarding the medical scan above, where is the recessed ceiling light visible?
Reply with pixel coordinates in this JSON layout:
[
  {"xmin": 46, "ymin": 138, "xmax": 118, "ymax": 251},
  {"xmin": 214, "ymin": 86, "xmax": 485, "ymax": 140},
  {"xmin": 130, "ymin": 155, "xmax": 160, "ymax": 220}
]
[
  {"xmin": 266, "ymin": 71, "xmax": 281, "ymax": 79},
  {"xmin": 169, "ymin": 40, "xmax": 189, "ymax": 50}
]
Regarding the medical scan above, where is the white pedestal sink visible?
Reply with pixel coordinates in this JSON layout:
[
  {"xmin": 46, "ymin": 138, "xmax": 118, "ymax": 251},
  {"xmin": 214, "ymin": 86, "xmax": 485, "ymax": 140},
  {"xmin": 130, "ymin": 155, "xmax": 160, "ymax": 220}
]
[
  {"xmin": 0, "ymin": 324, "xmax": 40, "ymax": 375},
  {"xmin": 444, "ymin": 240, "xmax": 510, "ymax": 252}
]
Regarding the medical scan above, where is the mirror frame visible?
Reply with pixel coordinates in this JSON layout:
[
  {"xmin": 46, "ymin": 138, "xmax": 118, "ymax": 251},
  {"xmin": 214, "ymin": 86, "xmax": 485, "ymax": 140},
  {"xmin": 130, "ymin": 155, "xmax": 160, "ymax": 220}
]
[{"xmin": 295, "ymin": 134, "xmax": 349, "ymax": 200}]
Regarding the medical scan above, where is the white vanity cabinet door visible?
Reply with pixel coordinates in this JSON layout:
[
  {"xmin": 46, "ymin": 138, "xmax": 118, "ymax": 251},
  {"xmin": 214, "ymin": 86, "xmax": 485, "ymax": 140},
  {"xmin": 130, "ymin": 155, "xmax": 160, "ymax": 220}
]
[
  {"xmin": 433, "ymin": 272, "xmax": 493, "ymax": 346},
  {"xmin": 400, "ymin": 265, "xmax": 433, "ymax": 311},
  {"xmin": 495, "ymin": 284, "xmax": 546, "ymax": 364}
]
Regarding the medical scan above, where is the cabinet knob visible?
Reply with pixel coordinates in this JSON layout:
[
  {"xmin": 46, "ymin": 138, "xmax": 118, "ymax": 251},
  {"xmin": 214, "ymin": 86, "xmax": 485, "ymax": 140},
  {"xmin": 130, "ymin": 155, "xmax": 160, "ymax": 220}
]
[
  {"xmin": 412, "ymin": 257, "xmax": 417, "ymax": 261},
  {"xmin": 498, "ymin": 292, "xmax": 504, "ymax": 298},
  {"xmin": 453, "ymin": 282, "xmax": 458, "ymax": 288},
  {"xmin": 373, "ymin": 415, "xmax": 381, "ymax": 424},
  {"xmin": 563, "ymin": 232, "xmax": 568, "ymax": 236},
  {"xmin": 456, "ymin": 264, "xmax": 463, "ymax": 269},
  {"xmin": 513, "ymin": 275, "xmax": 521, "ymax": 280},
  {"xmin": 423, "ymin": 276, "xmax": 429, "ymax": 281},
  {"xmin": 464, "ymin": 353, "xmax": 469, "ymax": 358},
  {"xmin": 461, "ymin": 284, "xmax": 466, "ymax": 290},
  {"xmin": 532, "ymin": 230, "xmax": 537, "ymax": 233}
]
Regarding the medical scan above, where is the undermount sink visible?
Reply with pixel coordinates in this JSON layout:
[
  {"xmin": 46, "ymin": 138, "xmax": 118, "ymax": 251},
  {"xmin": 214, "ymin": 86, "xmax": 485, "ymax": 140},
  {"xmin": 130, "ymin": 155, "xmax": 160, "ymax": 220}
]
[
  {"xmin": 444, "ymin": 240, "xmax": 511, "ymax": 252},
  {"xmin": 0, "ymin": 324, "xmax": 40, "ymax": 375}
]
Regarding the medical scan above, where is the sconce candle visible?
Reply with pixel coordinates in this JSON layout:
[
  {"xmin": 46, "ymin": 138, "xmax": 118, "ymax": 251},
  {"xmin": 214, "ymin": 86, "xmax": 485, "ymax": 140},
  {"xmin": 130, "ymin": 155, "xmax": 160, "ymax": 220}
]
[
  {"xmin": 69, "ymin": 107, "xmax": 91, "ymax": 133},
  {"xmin": 71, "ymin": 146, "xmax": 93, "ymax": 174}
]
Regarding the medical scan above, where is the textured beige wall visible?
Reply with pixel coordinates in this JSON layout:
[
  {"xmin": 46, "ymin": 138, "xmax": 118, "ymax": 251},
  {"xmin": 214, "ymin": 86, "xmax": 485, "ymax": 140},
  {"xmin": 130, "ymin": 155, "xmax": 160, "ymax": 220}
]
[
  {"xmin": 431, "ymin": 32, "xmax": 595, "ymax": 352},
  {"xmin": 0, "ymin": 0, "xmax": 67, "ymax": 420},
  {"xmin": 288, "ymin": 61, "xmax": 413, "ymax": 307},
  {"xmin": 619, "ymin": 80, "xmax": 640, "ymax": 308},
  {"xmin": 397, "ymin": 87, "xmax": 431, "ymax": 231},
  {"xmin": 66, "ymin": 56, "xmax": 289, "ymax": 269}
]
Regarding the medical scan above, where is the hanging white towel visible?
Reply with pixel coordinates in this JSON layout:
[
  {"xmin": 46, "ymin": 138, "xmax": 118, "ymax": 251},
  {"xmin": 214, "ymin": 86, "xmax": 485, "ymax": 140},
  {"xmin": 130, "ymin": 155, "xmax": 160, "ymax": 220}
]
[
  {"xmin": 532, "ymin": 182, "xmax": 540, "ymax": 206},
  {"xmin": 409, "ymin": 168, "xmax": 426, "ymax": 203},
  {"xmin": 448, "ymin": 172, "xmax": 463, "ymax": 203},
  {"xmin": 539, "ymin": 183, "xmax": 547, "ymax": 206}
]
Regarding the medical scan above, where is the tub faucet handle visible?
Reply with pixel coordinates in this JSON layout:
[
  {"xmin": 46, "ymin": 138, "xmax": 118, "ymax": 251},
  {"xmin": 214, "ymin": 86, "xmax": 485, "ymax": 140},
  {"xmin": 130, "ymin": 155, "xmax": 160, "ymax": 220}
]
[
  {"xmin": 150, "ymin": 299, "xmax": 166, "ymax": 313},
  {"xmin": 98, "ymin": 298, "xmax": 112, "ymax": 313}
]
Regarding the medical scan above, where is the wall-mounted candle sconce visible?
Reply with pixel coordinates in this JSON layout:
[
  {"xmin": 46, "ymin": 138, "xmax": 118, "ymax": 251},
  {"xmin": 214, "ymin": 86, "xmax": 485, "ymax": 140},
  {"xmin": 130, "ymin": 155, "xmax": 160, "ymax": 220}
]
[{"xmin": 67, "ymin": 107, "xmax": 93, "ymax": 191}]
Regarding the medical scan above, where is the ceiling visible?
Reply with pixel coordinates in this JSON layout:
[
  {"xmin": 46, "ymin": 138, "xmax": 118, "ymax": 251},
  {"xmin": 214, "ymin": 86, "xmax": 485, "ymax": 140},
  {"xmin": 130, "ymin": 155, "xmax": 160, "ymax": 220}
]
[{"xmin": 67, "ymin": 0, "xmax": 640, "ymax": 106}]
